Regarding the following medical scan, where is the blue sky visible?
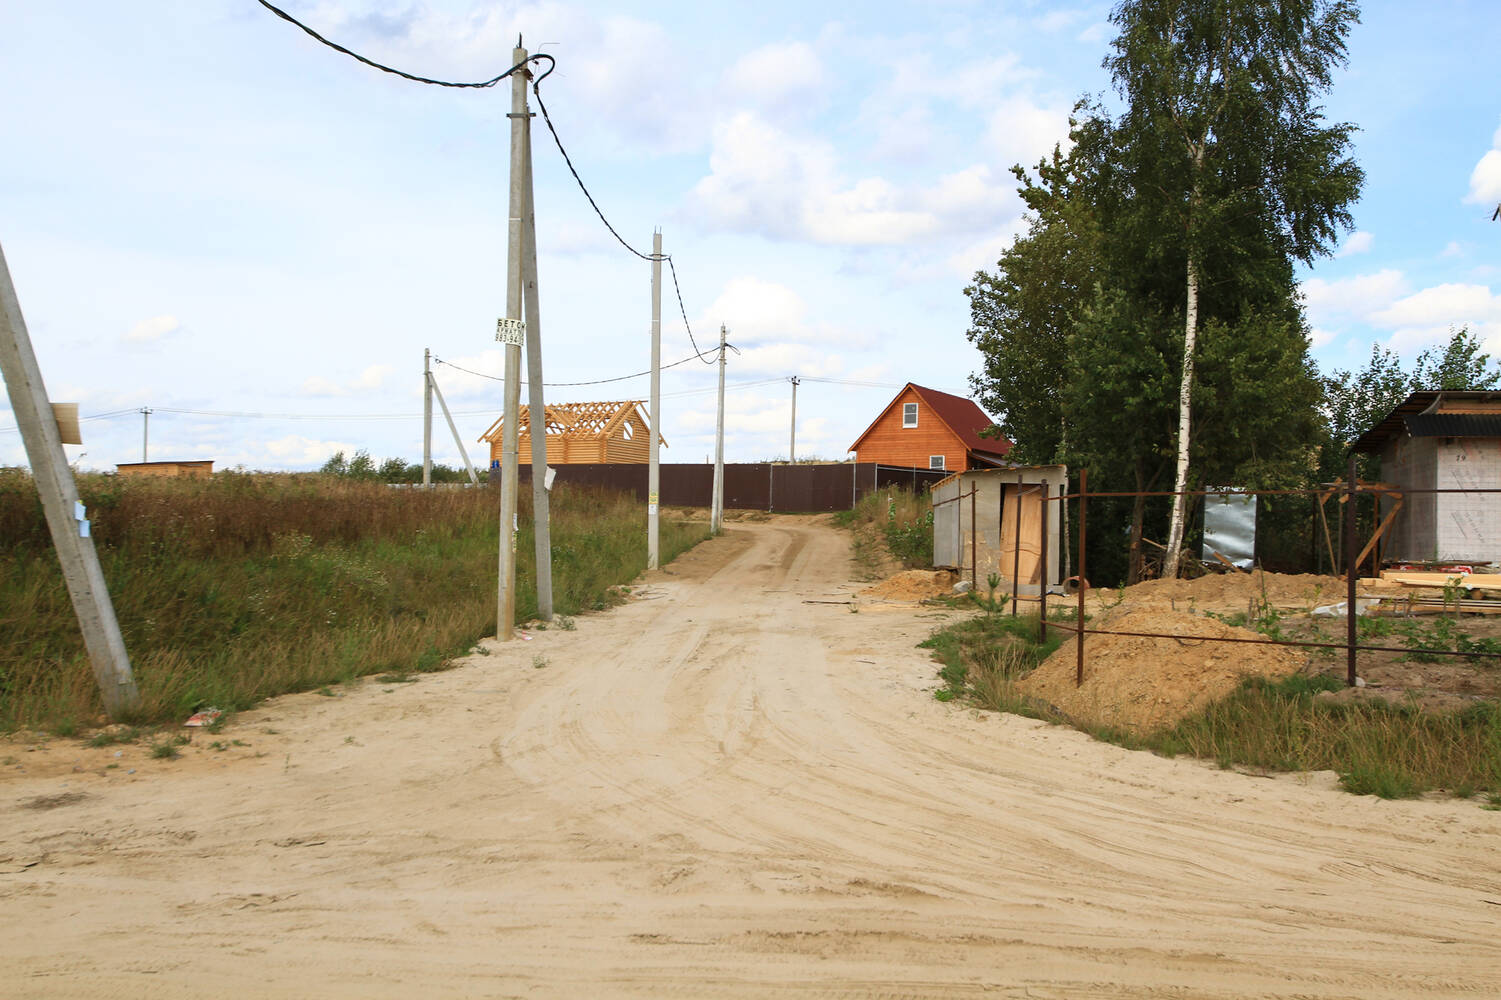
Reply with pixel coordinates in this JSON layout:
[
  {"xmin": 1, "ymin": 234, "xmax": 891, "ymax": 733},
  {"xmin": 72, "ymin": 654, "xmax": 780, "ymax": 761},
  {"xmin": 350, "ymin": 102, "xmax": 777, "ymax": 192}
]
[{"xmin": 1, "ymin": 1, "xmax": 1498, "ymax": 472}]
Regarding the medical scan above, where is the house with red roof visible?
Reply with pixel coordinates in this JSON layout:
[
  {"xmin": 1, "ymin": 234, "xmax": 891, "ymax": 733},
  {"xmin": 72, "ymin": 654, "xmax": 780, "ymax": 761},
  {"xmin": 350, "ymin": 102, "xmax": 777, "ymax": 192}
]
[{"xmin": 847, "ymin": 383, "xmax": 1011, "ymax": 472}]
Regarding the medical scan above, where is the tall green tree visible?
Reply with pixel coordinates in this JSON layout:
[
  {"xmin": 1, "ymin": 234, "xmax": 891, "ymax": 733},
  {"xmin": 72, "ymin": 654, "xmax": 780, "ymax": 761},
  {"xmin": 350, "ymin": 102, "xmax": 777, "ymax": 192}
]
[{"xmin": 1105, "ymin": 0, "xmax": 1364, "ymax": 575}]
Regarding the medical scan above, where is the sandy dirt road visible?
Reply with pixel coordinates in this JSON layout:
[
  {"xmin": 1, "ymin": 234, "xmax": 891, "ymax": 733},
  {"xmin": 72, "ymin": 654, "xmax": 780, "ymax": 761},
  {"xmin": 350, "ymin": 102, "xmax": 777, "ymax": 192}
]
[{"xmin": 4, "ymin": 517, "xmax": 1501, "ymax": 998}]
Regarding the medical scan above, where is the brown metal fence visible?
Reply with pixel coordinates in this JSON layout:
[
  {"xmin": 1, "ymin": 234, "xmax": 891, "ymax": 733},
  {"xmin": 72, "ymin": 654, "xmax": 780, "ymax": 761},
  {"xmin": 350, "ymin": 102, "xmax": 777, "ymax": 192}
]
[
  {"xmin": 1044, "ymin": 461, "xmax": 1501, "ymax": 689},
  {"xmin": 513, "ymin": 462, "xmax": 948, "ymax": 513}
]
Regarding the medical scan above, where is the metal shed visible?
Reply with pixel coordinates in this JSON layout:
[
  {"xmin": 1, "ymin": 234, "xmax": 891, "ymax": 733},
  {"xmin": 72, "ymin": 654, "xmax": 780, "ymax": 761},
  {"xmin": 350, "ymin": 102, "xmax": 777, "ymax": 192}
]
[{"xmin": 932, "ymin": 465, "xmax": 1066, "ymax": 595}]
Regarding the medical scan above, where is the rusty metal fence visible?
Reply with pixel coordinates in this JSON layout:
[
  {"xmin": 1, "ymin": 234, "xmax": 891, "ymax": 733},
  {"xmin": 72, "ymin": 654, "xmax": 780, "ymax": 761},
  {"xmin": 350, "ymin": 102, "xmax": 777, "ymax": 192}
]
[
  {"xmin": 515, "ymin": 462, "xmax": 948, "ymax": 513},
  {"xmin": 1045, "ymin": 461, "xmax": 1501, "ymax": 689}
]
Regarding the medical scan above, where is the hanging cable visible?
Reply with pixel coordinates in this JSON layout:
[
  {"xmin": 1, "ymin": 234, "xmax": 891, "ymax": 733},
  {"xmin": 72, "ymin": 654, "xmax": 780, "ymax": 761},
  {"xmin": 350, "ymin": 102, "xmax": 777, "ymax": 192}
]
[
  {"xmin": 253, "ymin": 1, "xmax": 553, "ymax": 89},
  {"xmin": 432, "ymin": 348, "xmax": 725, "ymax": 387}
]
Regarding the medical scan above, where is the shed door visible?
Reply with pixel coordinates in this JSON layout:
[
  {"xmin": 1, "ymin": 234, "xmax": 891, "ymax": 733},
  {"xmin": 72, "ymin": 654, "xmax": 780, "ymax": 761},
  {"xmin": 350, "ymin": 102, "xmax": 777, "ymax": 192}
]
[{"xmin": 998, "ymin": 484, "xmax": 1043, "ymax": 585}]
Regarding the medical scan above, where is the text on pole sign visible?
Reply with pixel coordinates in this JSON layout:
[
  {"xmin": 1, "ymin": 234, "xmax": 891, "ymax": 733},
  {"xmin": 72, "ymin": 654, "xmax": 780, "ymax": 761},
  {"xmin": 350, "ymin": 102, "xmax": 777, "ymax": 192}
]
[{"xmin": 495, "ymin": 318, "xmax": 526, "ymax": 347}]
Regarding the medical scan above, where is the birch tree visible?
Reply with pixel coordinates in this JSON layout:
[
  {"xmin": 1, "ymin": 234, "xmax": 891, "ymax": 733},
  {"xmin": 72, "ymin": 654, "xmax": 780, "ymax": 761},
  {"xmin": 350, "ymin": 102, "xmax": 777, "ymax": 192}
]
[{"xmin": 1106, "ymin": 0, "xmax": 1363, "ymax": 576}]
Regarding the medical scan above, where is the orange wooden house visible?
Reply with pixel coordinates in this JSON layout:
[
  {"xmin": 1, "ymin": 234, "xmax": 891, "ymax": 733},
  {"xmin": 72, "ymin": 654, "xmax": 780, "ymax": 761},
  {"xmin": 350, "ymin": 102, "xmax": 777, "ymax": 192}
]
[
  {"xmin": 479, "ymin": 399, "xmax": 664, "ymax": 467},
  {"xmin": 848, "ymin": 383, "xmax": 1010, "ymax": 472}
]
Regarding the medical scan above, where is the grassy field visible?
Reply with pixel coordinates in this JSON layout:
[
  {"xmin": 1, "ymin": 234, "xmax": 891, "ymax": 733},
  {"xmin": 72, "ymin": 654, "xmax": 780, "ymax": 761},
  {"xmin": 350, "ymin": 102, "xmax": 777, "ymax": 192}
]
[
  {"xmin": 922, "ymin": 604, "xmax": 1501, "ymax": 803},
  {"xmin": 0, "ymin": 470, "xmax": 708, "ymax": 732}
]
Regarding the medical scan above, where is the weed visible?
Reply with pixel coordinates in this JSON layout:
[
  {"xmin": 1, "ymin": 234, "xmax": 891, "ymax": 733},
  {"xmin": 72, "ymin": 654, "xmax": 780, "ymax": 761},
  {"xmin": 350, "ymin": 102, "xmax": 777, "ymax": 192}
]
[
  {"xmin": 150, "ymin": 740, "xmax": 183, "ymax": 759},
  {"xmin": 375, "ymin": 673, "xmax": 417, "ymax": 684},
  {"xmin": 316, "ymin": 686, "xmax": 336, "ymax": 698},
  {"xmin": 532, "ymin": 655, "xmax": 549, "ymax": 670},
  {"xmin": 556, "ymin": 615, "xmax": 576, "ymax": 632},
  {"xmin": 1, "ymin": 474, "xmax": 709, "ymax": 732},
  {"xmin": 88, "ymin": 727, "xmax": 141, "ymax": 748}
]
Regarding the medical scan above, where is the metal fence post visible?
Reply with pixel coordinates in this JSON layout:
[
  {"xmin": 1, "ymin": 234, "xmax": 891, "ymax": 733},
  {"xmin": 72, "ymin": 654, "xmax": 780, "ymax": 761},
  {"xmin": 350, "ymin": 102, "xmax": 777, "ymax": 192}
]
[
  {"xmin": 1346, "ymin": 454, "xmax": 1358, "ymax": 687},
  {"xmin": 1039, "ymin": 480, "xmax": 1049, "ymax": 641},
  {"xmin": 1011, "ymin": 479, "xmax": 1024, "ymax": 616},
  {"xmin": 1076, "ymin": 468, "xmax": 1088, "ymax": 688}
]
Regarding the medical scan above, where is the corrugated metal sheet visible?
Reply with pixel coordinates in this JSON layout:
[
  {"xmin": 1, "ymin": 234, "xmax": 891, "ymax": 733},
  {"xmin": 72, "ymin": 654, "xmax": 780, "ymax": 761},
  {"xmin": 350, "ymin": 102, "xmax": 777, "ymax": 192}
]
[{"xmin": 1403, "ymin": 413, "xmax": 1501, "ymax": 438}]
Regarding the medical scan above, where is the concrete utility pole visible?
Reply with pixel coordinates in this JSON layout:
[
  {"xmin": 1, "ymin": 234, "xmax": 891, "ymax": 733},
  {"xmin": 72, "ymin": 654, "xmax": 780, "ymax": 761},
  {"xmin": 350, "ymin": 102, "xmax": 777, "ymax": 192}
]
[
  {"xmin": 520, "ymin": 78, "xmax": 553, "ymax": 620},
  {"xmin": 427, "ymin": 370, "xmax": 479, "ymax": 485},
  {"xmin": 788, "ymin": 375, "xmax": 800, "ymax": 463},
  {"xmin": 140, "ymin": 407, "xmax": 151, "ymax": 463},
  {"xmin": 711, "ymin": 324, "xmax": 727, "ymax": 535},
  {"xmin": 0, "ymin": 241, "xmax": 139, "ymax": 717},
  {"xmin": 422, "ymin": 348, "xmax": 432, "ymax": 487},
  {"xmin": 497, "ymin": 39, "xmax": 527, "ymax": 641},
  {"xmin": 648, "ymin": 230, "xmax": 662, "ymax": 569}
]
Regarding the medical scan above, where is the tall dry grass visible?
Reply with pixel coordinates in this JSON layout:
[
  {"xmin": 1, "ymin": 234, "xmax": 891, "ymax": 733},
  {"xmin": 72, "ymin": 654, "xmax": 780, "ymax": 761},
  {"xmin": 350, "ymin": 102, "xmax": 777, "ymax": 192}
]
[{"xmin": 0, "ymin": 470, "xmax": 708, "ymax": 730}]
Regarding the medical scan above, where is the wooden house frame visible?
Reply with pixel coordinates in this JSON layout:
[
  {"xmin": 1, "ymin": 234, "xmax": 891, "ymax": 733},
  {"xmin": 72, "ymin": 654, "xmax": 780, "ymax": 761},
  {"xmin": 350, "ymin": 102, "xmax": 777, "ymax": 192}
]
[{"xmin": 479, "ymin": 399, "xmax": 665, "ymax": 466}]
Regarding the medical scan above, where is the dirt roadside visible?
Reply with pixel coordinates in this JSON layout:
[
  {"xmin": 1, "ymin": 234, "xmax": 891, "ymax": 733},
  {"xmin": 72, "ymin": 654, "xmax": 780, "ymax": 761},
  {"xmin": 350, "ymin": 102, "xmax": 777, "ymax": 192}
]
[{"xmin": 4, "ymin": 516, "xmax": 1501, "ymax": 999}]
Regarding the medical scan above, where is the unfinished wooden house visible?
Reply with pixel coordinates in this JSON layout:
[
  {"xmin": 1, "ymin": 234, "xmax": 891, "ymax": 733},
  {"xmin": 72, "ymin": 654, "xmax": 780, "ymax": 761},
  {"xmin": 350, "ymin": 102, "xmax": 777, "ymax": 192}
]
[
  {"xmin": 1353, "ymin": 390, "xmax": 1501, "ymax": 566},
  {"xmin": 479, "ymin": 400, "xmax": 663, "ymax": 468}
]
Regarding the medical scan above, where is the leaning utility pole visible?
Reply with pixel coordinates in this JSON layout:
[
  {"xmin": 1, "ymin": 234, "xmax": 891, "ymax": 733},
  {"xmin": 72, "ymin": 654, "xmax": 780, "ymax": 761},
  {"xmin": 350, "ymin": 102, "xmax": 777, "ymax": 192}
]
[
  {"xmin": 788, "ymin": 375, "xmax": 800, "ymax": 463},
  {"xmin": 496, "ymin": 39, "xmax": 528, "ymax": 640},
  {"xmin": 520, "ymin": 75, "xmax": 553, "ymax": 620},
  {"xmin": 0, "ymin": 241, "xmax": 139, "ymax": 717},
  {"xmin": 711, "ymin": 324, "xmax": 727, "ymax": 535},
  {"xmin": 422, "ymin": 348, "xmax": 432, "ymax": 487},
  {"xmin": 647, "ymin": 230, "xmax": 662, "ymax": 569},
  {"xmin": 427, "ymin": 370, "xmax": 479, "ymax": 485}
]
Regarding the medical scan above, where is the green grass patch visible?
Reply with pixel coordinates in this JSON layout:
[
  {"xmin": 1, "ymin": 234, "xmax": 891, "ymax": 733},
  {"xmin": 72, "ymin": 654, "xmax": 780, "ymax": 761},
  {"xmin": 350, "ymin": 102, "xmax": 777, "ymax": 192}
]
[
  {"xmin": 1, "ymin": 471, "xmax": 709, "ymax": 732},
  {"xmin": 835, "ymin": 487, "xmax": 934, "ymax": 575},
  {"xmin": 921, "ymin": 611, "xmax": 1501, "ymax": 802}
]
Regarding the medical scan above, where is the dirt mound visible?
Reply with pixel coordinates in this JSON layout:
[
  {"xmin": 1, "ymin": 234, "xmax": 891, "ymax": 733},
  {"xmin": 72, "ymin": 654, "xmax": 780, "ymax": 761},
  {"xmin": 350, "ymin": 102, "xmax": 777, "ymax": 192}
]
[
  {"xmin": 1017, "ymin": 606, "xmax": 1304, "ymax": 734},
  {"xmin": 860, "ymin": 569, "xmax": 958, "ymax": 602},
  {"xmin": 1109, "ymin": 570, "xmax": 1346, "ymax": 616}
]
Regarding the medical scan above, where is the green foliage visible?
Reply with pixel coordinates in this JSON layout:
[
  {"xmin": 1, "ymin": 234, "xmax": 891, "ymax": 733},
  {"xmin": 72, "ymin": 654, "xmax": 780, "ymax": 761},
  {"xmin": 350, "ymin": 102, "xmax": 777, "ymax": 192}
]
[
  {"xmin": 968, "ymin": 0, "xmax": 1363, "ymax": 583},
  {"xmin": 1322, "ymin": 326, "xmax": 1500, "ymax": 480}
]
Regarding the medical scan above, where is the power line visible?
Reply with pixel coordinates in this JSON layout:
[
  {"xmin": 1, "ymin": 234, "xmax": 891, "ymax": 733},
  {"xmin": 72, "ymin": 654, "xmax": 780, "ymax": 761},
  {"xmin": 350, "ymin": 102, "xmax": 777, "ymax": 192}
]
[
  {"xmin": 527, "ymin": 87, "xmax": 714, "ymax": 365},
  {"xmin": 254, "ymin": 0, "xmax": 553, "ymax": 89},
  {"xmin": 254, "ymin": 0, "xmax": 714, "ymax": 367},
  {"xmin": 432, "ymin": 349, "xmax": 725, "ymax": 387}
]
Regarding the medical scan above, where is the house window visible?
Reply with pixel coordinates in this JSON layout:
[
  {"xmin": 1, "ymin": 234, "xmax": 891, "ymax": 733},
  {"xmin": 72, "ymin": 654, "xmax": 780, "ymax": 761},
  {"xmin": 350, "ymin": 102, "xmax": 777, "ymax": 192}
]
[
  {"xmin": 929, "ymin": 455, "xmax": 945, "ymax": 470},
  {"xmin": 902, "ymin": 402, "xmax": 918, "ymax": 428}
]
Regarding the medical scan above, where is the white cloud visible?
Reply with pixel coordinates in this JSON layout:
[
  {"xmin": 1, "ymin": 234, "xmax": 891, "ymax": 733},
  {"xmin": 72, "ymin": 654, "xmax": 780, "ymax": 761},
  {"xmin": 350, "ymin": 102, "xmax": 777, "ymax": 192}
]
[
  {"xmin": 1465, "ymin": 120, "xmax": 1501, "ymax": 205},
  {"xmin": 1334, "ymin": 231, "xmax": 1374, "ymax": 258},
  {"xmin": 1300, "ymin": 269, "xmax": 1408, "ymax": 320},
  {"xmin": 692, "ymin": 276, "xmax": 866, "ymax": 352},
  {"xmin": 723, "ymin": 41, "xmax": 826, "ymax": 112},
  {"xmin": 1036, "ymin": 9, "xmax": 1087, "ymax": 32},
  {"xmin": 300, "ymin": 363, "xmax": 397, "ymax": 397},
  {"xmin": 123, "ymin": 314, "xmax": 179, "ymax": 344},
  {"xmin": 353, "ymin": 364, "xmax": 394, "ymax": 390},
  {"xmin": 1372, "ymin": 282, "xmax": 1501, "ymax": 350},
  {"xmin": 985, "ymin": 96, "xmax": 1073, "ymax": 172},
  {"xmin": 688, "ymin": 112, "xmax": 934, "ymax": 245},
  {"xmin": 1309, "ymin": 327, "xmax": 1338, "ymax": 349},
  {"xmin": 1441, "ymin": 241, "xmax": 1465, "ymax": 258},
  {"xmin": 946, "ymin": 216, "xmax": 1027, "ymax": 278},
  {"xmin": 260, "ymin": 434, "xmax": 361, "ymax": 467},
  {"xmin": 689, "ymin": 112, "xmax": 1019, "ymax": 246}
]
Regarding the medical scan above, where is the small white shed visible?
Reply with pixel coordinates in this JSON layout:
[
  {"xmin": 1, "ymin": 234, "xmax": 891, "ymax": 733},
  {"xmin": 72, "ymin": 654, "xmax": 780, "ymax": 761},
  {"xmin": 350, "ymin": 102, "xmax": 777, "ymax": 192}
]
[{"xmin": 932, "ymin": 465, "xmax": 1066, "ymax": 595}]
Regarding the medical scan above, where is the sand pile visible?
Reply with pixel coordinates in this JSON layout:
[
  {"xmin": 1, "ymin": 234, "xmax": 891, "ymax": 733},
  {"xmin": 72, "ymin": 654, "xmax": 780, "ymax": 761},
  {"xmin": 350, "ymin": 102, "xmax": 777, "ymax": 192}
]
[
  {"xmin": 1017, "ymin": 606, "xmax": 1305, "ymax": 734},
  {"xmin": 860, "ymin": 569, "xmax": 958, "ymax": 602},
  {"xmin": 1108, "ymin": 570, "xmax": 1346, "ymax": 616}
]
